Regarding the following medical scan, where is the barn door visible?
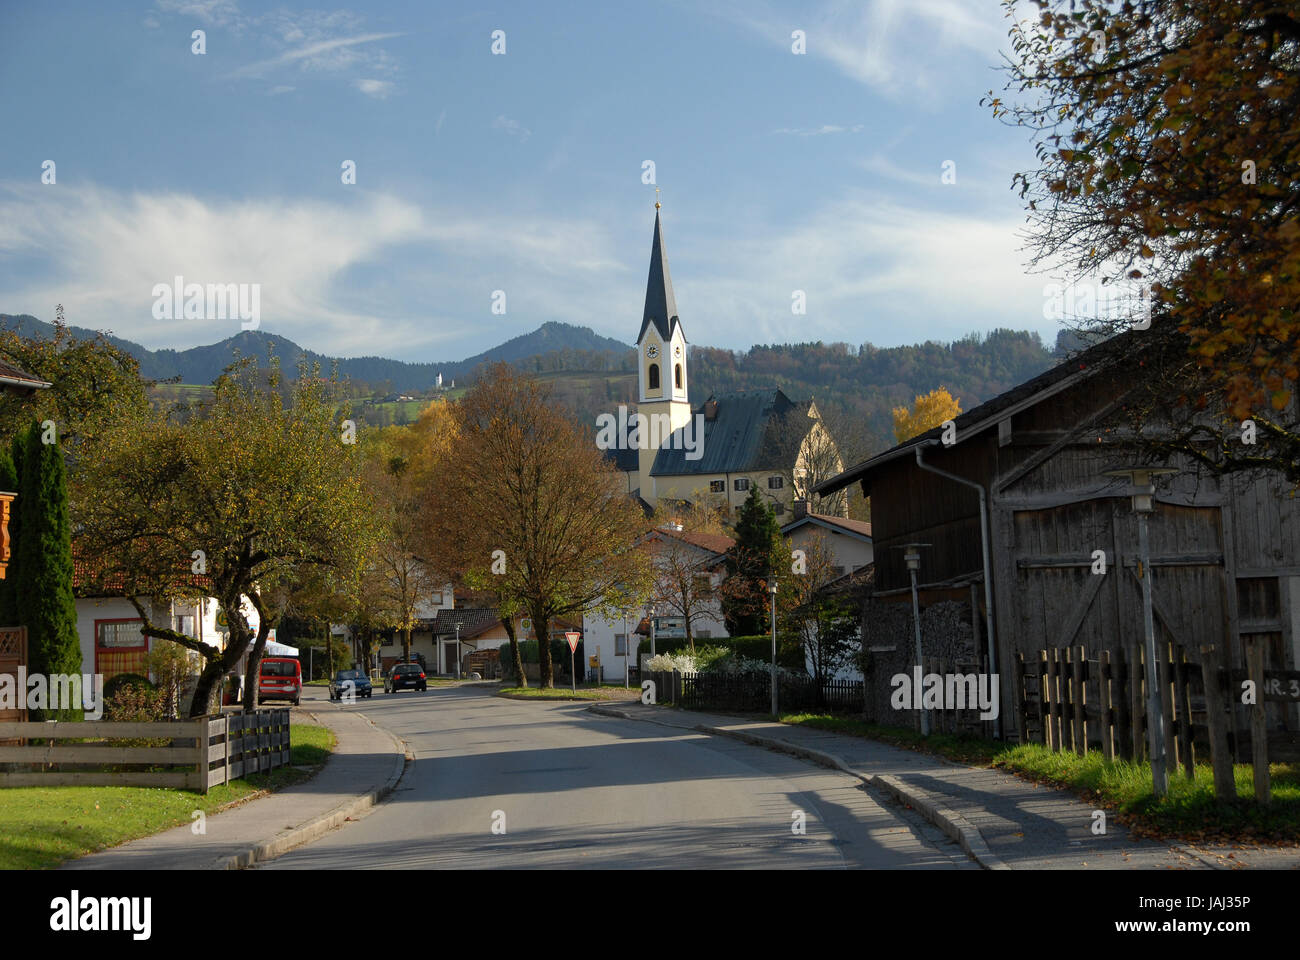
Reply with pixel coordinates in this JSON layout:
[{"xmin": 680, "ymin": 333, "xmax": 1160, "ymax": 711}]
[{"xmin": 1012, "ymin": 498, "xmax": 1228, "ymax": 658}]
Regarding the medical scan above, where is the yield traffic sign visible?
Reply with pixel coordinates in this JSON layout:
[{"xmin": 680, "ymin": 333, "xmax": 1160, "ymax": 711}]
[{"xmin": 564, "ymin": 632, "xmax": 580, "ymax": 653}]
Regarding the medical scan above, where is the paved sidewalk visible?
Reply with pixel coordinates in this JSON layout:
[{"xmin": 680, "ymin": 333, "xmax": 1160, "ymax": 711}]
[
  {"xmin": 589, "ymin": 702, "xmax": 1300, "ymax": 870},
  {"xmin": 62, "ymin": 706, "xmax": 406, "ymax": 870}
]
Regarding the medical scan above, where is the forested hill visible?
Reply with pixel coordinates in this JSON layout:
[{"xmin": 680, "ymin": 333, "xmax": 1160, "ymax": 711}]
[{"xmin": 685, "ymin": 329, "xmax": 1063, "ymax": 458}]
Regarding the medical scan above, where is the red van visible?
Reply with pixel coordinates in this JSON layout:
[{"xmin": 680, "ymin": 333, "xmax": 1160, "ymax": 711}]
[{"xmin": 258, "ymin": 657, "xmax": 302, "ymax": 706}]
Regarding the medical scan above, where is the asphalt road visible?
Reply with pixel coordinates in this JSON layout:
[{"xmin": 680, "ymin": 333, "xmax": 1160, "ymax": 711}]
[{"xmin": 263, "ymin": 685, "xmax": 978, "ymax": 870}]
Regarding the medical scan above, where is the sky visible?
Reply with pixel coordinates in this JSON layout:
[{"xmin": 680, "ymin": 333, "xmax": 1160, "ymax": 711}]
[{"xmin": 0, "ymin": 0, "xmax": 1062, "ymax": 363}]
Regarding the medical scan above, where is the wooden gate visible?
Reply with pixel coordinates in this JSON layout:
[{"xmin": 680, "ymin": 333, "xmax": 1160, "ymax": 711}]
[{"xmin": 0, "ymin": 626, "xmax": 27, "ymax": 745}]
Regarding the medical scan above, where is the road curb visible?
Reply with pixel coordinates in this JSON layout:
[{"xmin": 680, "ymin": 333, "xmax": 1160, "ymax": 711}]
[
  {"xmin": 219, "ymin": 710, "xmax": 408, "ymax": 870},
  {"xmin": 586, "ymin": 703, "xmax": 1009, "ymax": 870}
]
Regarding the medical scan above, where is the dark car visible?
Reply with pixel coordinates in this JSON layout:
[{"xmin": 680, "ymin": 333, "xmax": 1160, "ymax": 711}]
[
  {"xmin": 385, "ymin": 662, "xmax": 427, "ymax": 693},
  {"xmin": 328, "ymin": 669, "xmax": 373, "ymax": 701}
]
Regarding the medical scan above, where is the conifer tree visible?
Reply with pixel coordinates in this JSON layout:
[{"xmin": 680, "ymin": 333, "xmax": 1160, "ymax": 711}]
[
  {"xmin": 14, "ymin": 422, "xmax": 81, "ymax": 721},
  {"xmin": 721, "ymin": 487, "xmax": 784, "ymax": 635}
]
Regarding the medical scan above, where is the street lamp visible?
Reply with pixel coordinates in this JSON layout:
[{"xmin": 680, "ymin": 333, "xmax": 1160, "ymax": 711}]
[
  {"xmin": 454, "ymin": 621, "xmax": 462, "ymax": 679},
  {"xmin": 769, "ymin": 578, "xmax": 779, "ymax": 718},
  {"xmin": 897, "ymin": 543, "xmax": 931, "ymax": 736},
  {"xmin": 1103, "ymin": 465, "xmax": 1179, "ymax": 798},
  {"xmin": 647, "ymin": 603, "xmax": 657, "ymax": 659}
]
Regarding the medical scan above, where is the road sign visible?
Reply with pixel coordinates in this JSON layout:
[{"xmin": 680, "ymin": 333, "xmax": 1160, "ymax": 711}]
[{"xmin": 564, "ymin": 632, "xmax": 580, "ymax": 653}]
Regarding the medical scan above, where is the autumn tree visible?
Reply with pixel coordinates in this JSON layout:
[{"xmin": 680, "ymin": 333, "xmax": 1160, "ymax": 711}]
[
  {"xmin": 74, "ymin": 358, "xmax": 374, "ymax": 715},
  {"xmin": 425, "ymin": 364, "xmax": 651, "ymax": 688},
  {"xmin": 645, "ymin": 504, "xmax": 732, "ymax": 654},
  {"xmin": 0, "ymin": 307, "xmax": 151, "ymax": 452},
  {"xmin": 761, "ymin": 400, "xmax": 847, "ymax": 517},
  {"xmin": 785, "ymin": 531, "xmax": 860, "ymax": 692},
  {"xmin": 988, "ymin": 0, "xmax": 1300, "ymax": 479},
  {"xmin": 891, "ymin": 387, "xmax": 962, "ymax": 444}
]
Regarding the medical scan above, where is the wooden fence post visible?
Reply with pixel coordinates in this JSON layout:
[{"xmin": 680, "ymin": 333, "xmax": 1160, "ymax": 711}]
[
  {"xmin": 1130, "ymin": 645, "xmax": 1144, "ymax": 761},
  {"xmin": 1112, "ymin": 647, "xmax": 1129, "ymax": 760},
  {"xmin": 1199, "ymin": 644, "xmax": 1235, "ymax": 802},
  {"xmin": 1160, "ymin": 641, "xmax": 1176, "ymax": 775},
  {"xmin": 1038, "ymin": 650, "xmax": 1051, "ymax": 749},
  {"xmin": 1174, "ymin": 646, "xmax": 1194, "ymax": 779},
  {"xmin": 1100, "ymin": 650, "xmax": 1114, "ymax": 760},
  {"xmin": 1244, "ymin": 637, "xmax": 1271, "ymax": 806},
  {"xmin": 1014, "ymin": 652, "xmax": 1027, "ymax": 743},
  {"xmin": 1072, "ymin": 645, "xmax": 1087, "ymax": 755},
  {"xmin": 197, "ymin": 715, "xmax": 211, "ymax": 794}
]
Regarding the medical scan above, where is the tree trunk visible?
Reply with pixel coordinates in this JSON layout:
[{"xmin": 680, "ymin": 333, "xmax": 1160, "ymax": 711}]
[
  {"xmin": 241, "ymin": 619, "xmax": 273, "ymax": 712},
  {"xmin": 188, "ymin": 657, "xmax": 225, "ymax": 718},
  {"xmin": 533, "ymin": 608, "xmax": 553, "ymax": 688},
  {"xmin": 501, "ymin": 617, "xmax": 526, "ymax": 687},
  {"xmin": 403, "ymin": 624, "xmax": 411, "ymax": 663}
]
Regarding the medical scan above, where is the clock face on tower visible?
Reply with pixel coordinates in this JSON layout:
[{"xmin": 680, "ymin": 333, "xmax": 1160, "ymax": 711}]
[{"xmin": 645, "ymin": 344, "xmax": 659, "ymax": 359}]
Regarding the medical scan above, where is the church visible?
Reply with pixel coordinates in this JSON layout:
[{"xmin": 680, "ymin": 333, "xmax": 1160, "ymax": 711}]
[{"xmin": 604, "ymin": 204, "xmax": 845, "ymax": 519}]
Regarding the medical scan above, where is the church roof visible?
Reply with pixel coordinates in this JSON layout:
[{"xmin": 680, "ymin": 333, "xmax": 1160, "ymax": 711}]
[
  {"xmin": 650, "ymin": 389, "xmax": 809, "ymax": 477},
  {"xmin": 636, "ymin": 209, "xmax": 682, "ymax": 346}
]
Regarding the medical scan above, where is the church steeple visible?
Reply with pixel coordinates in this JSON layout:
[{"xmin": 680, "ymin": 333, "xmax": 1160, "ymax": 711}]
[{"xmin": 638, "ymin": 207, "xmax": 680, "ymax": 345}]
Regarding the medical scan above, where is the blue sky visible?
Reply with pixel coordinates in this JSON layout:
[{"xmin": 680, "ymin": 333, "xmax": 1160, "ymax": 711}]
[{"xmin": 0, "ymin": 0, "xmax": 1061, "ymax": 362}]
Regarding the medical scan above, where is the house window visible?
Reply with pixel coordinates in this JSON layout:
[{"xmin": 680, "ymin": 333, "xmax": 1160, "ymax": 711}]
[
  {"xmin": 734, "ymin": 478, "xmax": 749, "ymax": 492},
  {"xmin": 615, "ymin": 634, "xmax": 627, "ymax": 656},
  {"xmin": 709, "ymin": 480, "xmax": 724, "ymax": 493},
  {"xmin": 768, "ymin": 476, "xmax": 784, "ymax": 489},
  {"xmin": 693, "ymin": 573, "xmax": 712, "ymax": 596},
  {"xmin": 773, "ymin": 502, "xmax": 785, "ymax": 515},
  {"xmin": 697, "ymin": 630, "xmax": 711, "ymax": 639},
  {"xmin": 648, "ymin": 363, "xmax": 660, "ymax": 390},
  {"xmin": 174, "ymin": 615, "xmax": 195, "ymax": 637},
  {"xmin": 431, "ymin": 590, "xmax": 443, "ymax": 605},
  {"xmin": 95, "ymin": 619, "xmax": 146, "ymax": 680},
  {"xmin": 381, "ymin": 633, "xmax": 394, "ymax": 647}
]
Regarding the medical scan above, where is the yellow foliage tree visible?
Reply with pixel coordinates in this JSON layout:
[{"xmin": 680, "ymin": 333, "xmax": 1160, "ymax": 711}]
[{"xmin": 891, "ymin": 387, "xmax": 961, "ymax": 444}]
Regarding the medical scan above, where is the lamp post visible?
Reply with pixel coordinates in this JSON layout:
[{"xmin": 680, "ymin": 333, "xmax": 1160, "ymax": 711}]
[
  {"xmin": 455, "ymin": 621, "xmax": 462, "ymax": 679},
  {"xmin": 769, "ymin": 578, "xmax": 779, "ymax": 718},
  {"xmin": 897, "ymin": 543, "xmax": 931, "ymax": 735},
  {"xmin": 647, "ymin": 603, "xmax": 657, "ymax": 659},
  {"xmin": 1104, "ymin": 466, "xmax": 1178, "ymax": 798}
]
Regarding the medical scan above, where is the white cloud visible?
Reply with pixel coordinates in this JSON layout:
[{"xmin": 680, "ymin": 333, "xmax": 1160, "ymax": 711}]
[
  {"xmin": 266, "ymin": 84, "xmax": 296, "ymax": 96},
  {"xmin": 355, "ymin": 78, "xmax": 394, "ymax": 99},
  {"xmin": 0, "ymin": 182, "xmax": 629, "ymax": 359}
]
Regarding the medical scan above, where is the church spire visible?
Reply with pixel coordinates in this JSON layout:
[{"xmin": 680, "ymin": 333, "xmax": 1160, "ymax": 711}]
[{"xmin": 638, "ymin": 205, "xmax": 679, "ymax": 345}]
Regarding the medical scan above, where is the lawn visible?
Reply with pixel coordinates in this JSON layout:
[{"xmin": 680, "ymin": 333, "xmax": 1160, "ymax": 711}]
[
  {"xmin": 779, "ymin": 712, "xmax": 1300, "ymax": 842},
  {"xmin": 499, "ymin": 684, "xmax": 642, "ymax": 702},
  {"xmin": 0, "ymin": 720, "xmax": 336, "ymax": 869}
]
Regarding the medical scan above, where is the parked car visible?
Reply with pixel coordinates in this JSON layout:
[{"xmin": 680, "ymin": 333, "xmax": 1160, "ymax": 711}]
[
  {"xmin": 329, "ymin": 669, "xmax": 373, "ymax": 701},
  {"xmin": 385, "ymin": 662, "xmax": 427, "ymax": 693},
  {"xmin": 258, "ymin": 657, "xmax": 302, "ymax": 706}
]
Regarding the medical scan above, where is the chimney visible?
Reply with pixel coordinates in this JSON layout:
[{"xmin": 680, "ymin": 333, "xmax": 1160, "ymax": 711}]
[
  {"xmin": 704, "ymin": 398, "xmax": 719, "ymax": 421},
  {"xmin": 792, "ymin": 499, "xmax": 809, "ymax": 520}
]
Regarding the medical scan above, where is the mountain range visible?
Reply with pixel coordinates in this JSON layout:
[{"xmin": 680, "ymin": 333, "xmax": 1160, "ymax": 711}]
[{"xmin": 0, "ymin": 315, "xmax": 630, "ymax": 391}]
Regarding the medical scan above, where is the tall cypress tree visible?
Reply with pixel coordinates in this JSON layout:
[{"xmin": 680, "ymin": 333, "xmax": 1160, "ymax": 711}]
[
  {"xmin": 0, "ymin": 445, "xmax": 17, "ymax": 626},
  {"xmin": 722, "ymin": 486, "xmax": 785, "ymax": 635},
  {"xmin": 15, "ymin": 422, "xmax": 82, "ymax": 721}
]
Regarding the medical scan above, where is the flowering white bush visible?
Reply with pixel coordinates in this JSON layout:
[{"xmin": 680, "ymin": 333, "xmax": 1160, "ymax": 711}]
[
  {"xmin": 645, "ymin": 653, "xmax": 697, "ymax": 673},
  {"xmin": 701, "ymin": 653, "xmax": 801, "ymax": 678}
]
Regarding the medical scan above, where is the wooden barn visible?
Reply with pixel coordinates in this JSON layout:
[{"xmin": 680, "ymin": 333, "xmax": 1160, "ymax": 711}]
[{"xmin": 816, "ymin": 332, "xmax": 1300, "ymax": 742}]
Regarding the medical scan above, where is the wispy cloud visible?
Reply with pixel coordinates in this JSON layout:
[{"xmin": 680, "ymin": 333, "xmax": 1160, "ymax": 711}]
[
  {"xmin": 492, "ymin": 115, "xmax": 531, "ymax": 142},
  {"xmin": 712, "ymin": 0, "xmax": 1006, "ymax": 99},
  {"xmin": 771, "ymin": 124, "xmax": 864, "ymax": 136},
  {"xmin": 227, "ymin": 32, "xmax": 404, "ymax": 80}
]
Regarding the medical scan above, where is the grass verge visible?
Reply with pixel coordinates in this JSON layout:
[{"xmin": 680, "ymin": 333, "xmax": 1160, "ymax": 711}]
[
  {"xmin": 779, "ymin": 712, "xmax": 1300, "ymax": 842},
  {"xmin": 0, "ymin": 720, "xmax": 337, "ymax": 869}
]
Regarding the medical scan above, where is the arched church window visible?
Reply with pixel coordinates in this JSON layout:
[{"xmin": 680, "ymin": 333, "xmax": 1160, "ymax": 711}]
[
  {"xmin": 674, "ymin": 364, "xmax": 682, "ymax": 389},
  {"xmin": 648, "ymin": 363, "xmax": 660, "ymax": 390}
]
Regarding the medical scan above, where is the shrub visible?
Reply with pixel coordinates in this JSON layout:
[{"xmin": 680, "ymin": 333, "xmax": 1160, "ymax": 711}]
[
  {"xmin": 102, "ymin": 672, "xmax": 155, "ymax": 702},
  {"xmin": 144, "ymin": 643, "xmax": 200, "ymax": 719},
  {"xmin": 645, "ymin": 652, "xmax": 697, "ymax": 673}
]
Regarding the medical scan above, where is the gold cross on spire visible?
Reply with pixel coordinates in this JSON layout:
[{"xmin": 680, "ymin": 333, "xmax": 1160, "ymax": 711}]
[{"xmin": 655, "ymin": 186, "xmax": 661, "ymax": 210}]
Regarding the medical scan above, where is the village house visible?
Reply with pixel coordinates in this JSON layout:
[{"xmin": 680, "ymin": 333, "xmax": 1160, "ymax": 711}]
[{"xmin": 816, "ymin": 329, "xmax": 1300, "ymax": 740}]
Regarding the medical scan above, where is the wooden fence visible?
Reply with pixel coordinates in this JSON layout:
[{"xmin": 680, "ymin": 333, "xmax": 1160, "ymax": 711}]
[
  {"xmin": 1014, "ymin": 639, "xmax": 1300, "ymax": 805},
  {"xmin": 647, "ymin": 670, "xmax": 864, "ymax": 714},
  {"xmin": 0, "ymin": 708, "xmax": 291, "ymax": 794}
]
